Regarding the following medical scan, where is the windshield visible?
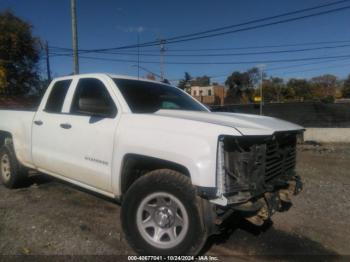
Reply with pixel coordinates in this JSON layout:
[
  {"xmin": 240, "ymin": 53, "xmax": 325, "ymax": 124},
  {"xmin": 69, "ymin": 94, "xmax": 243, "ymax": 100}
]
[{"xmin": 113, "ymin": 79, "xmax": 208, "ymax": 113}]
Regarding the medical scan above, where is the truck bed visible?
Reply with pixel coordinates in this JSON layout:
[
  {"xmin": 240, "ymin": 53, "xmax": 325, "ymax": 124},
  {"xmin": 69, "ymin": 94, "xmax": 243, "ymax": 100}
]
[
  {"xmin": 0, "ymin": 97, "xmax": 39, "ymax": 111},
  {"xmin": 0, "ymin": 110, "xmax": 36, "ymax": 167}
]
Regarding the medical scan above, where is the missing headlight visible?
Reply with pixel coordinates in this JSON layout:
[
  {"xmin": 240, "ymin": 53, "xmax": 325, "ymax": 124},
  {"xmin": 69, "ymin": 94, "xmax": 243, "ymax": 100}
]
[
  {"xmin": 216, "ymin": 135, "xmax": 268, "ymax": 203},
  {"xmin": 216, "ymin": 133, "xmax": 299, "ymax": 204}
]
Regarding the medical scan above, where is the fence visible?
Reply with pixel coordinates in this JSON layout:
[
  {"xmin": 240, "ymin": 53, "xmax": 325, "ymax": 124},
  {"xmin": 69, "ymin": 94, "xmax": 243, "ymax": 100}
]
[{"xmin": 211, "ymin": 101, "xmax": 350, "ymax": 128}]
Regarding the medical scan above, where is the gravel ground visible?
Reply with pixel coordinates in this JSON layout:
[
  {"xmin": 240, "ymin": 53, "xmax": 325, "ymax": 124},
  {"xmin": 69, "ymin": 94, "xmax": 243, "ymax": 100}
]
[{"xmin": 0, "ymin": 144, "xmax": 350, "ymax": 260}]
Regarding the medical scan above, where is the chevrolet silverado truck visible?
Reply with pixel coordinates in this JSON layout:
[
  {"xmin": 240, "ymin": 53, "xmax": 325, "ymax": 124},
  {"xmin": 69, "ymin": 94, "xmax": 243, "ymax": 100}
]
[{"xmin": 0, "ymin": 73, "xmax": 303, "ymax": 255}]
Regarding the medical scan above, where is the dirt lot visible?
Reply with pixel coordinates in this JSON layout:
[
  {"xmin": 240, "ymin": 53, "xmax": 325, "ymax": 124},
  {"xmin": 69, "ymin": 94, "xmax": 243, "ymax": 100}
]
[{"xmin": 1, "ymin": 144, "xmax": 350, "ymax": 260}]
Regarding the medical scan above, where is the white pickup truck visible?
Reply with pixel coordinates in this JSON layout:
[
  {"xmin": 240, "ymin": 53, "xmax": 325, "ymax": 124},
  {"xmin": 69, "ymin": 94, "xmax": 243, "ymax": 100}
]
[{"xmin": 0, "ymin": 73, "xmax": 304, "ymax": 255}]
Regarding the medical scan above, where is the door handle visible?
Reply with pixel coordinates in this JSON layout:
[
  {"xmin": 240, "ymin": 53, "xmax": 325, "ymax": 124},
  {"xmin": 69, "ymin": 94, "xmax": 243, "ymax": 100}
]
[
  {"xmin": 34, "ymin": 120, "xmax": 43, "ymax": 126},
  {"xmin": 60, "ymin": 123, "xmax": 72, "ymax": 129}
]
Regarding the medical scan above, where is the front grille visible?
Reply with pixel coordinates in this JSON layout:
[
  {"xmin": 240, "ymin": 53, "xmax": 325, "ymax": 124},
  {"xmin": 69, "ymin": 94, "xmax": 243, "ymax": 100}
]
[
  {"xmin": 265, "ymin": 133, "xmax": 297, "ymax": 181},
  {"xmin": 221, "ymin": 132, "xmax": 298, "ymax": 199}
]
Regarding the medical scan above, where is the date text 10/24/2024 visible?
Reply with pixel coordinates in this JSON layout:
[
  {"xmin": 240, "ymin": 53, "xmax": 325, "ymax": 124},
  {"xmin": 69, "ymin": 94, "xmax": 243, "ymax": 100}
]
[{"xmin": 127, "ymin": 256, "xmax": 219, "ymax": 261}]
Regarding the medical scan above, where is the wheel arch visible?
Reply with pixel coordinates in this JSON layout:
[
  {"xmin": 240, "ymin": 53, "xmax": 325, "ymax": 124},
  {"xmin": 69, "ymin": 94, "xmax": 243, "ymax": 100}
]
[
  {"xmin": 0, "ymin": 130, "xmax": 13, "ymax": 146},
  {"xmin": 120, "ymin": 153, "xmax": 191, "ymax": 195}
]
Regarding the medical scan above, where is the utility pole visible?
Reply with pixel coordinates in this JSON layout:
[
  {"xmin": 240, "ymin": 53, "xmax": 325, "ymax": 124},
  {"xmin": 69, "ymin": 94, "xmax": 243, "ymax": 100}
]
[
  {"xmin": 259, "ymin": 65, "xmax": 265, "ymax": 115},
  {"xmin": 137, "ymin": 33, "xmax": 140, "ymax": 80},
  {"xmin": 131, "ymin": 65, "xmax": 161, "ymax": 79},
  {"xmin": 159, "ymin": 39, "xmax": 165, "ymax": 80},
  {"xmin": 71, "ymin": 0, "xmax": 79, "ymax": 74},
  {"xmin": 45, "ymin": 41, "xmax": 51, "ymax": 81}
]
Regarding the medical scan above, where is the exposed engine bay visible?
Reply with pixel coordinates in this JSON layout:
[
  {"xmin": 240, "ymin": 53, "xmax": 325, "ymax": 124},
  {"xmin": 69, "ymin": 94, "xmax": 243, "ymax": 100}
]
[{"xmin": 215, "ymin": 131, "xmax": 303, "ymax": 226}]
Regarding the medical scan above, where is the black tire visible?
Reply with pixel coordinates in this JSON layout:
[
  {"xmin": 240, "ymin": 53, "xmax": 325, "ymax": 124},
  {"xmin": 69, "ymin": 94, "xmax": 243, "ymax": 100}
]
[
  {"xmin": 121, "ymin": 169, "xmax": 208, "ymax": 256},
  {"xmin": 0, "ymin": 138, "xmax": 27, "ymax": 188}
]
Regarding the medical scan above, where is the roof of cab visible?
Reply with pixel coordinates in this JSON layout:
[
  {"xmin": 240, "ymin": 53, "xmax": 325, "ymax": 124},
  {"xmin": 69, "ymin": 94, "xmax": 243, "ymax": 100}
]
[{"xmin": 52, "ymin": 73, "xmax": 171, "ymax": 86}]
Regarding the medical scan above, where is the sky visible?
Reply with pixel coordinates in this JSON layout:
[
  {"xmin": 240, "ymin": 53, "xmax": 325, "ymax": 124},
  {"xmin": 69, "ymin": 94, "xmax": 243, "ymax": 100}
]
[{"xmin": 1, "ymin": 0, "xmax": 350, "ymax": 84}]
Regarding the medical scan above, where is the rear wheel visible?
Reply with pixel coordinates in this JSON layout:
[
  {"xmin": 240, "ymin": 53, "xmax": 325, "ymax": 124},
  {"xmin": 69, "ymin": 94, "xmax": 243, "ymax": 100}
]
[
  {"xmin": 121, "ymin": 169, "xmax": 207, "ymax": 255},
  {"xmin": 0, "ymin": 138, "xmax": 27, "ymax": 188}
]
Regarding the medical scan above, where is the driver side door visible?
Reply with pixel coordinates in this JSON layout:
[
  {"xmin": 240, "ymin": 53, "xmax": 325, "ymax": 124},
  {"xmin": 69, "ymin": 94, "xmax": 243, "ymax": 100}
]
[{"xmin": 50, "ymin": 77, "xmax": 119, "ymax": 192}]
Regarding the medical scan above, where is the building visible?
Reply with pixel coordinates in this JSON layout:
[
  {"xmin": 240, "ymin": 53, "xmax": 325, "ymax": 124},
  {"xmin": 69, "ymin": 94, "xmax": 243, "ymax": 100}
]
[{"xmin": 189, "ymin": 85, "xmax": 227, "ymax": 106}]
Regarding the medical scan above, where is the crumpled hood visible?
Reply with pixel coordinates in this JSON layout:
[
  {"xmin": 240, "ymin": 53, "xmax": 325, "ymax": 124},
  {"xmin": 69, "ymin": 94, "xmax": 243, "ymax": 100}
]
[{"xmin": 154, "ymin": 110, "xmax": 304, "ymax": 136}]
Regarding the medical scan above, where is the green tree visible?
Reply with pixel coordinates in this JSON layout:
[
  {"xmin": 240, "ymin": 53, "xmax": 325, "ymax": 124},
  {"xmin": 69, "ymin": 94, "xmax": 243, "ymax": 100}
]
[
  {"xmin": 225, "ymin": 71, "xmax": 252, "ymax": 103},
  {"xmin": 0, "ymin": 11, "xmax": 40, "ymax": 96},
  {"xmin": 225, "ymin": 71, "xmax": 250, "ymax": 96},
  {"xmin": 287, "ymin": 79, "xmax": 312, "ymax": 100},
  {"xmin": 225, "ymin": 67, "xmax": 264, "ymax": 103},
  {"xmin": 247, "ymin": 67, "xmax": 263, "ymax": 87},
  {"xmin": 310, "ymin": 74, "xmax": 337, "ymax": 99},
  {"xmin": 271, "ymin": 77, "xmax": 284, "ymax": 102},
  {"xmin": 343, "ymin": 75, "xmax": 350, "ymax": 98},
  {"xmin": 191, "ymin": 75, "xmax": 210, "ymax": 86},
  {"xmin": 281, "ymin": 85, "xmax": 295, "ymax": 100},
  {"xmin": 184, "ymin": 72, "xmax": 191, "ymax": 83},
  {"xmin": 261, "ymin": 77, "xmax": 285, "ymax": 102},
  {"xmin": 177, "ymin": 72, "xmax": 192, "ymax": 90}
]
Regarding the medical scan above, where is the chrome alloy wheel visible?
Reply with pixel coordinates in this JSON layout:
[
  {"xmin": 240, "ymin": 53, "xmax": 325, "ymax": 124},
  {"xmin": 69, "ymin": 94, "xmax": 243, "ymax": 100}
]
[
  {"xmin": 136, "ymin": 192, "xmax": 189, "ymax": 249},
  {"xmin": 1, "ymin": 154, "xmax": 11, "ymax": 182}
]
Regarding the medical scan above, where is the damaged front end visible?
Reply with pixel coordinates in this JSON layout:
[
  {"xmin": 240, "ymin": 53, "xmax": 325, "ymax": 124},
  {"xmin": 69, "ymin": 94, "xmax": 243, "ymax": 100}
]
[{"xmin": 212, "ymin": 132, "xmax": 303, "ymax": 226}]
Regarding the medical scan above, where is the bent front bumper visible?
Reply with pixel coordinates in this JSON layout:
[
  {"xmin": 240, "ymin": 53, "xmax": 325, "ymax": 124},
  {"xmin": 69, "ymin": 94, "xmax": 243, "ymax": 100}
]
[
  {"xmin": 241, "ymin": 176, "xmax": 302, "ymax": 226},
  {"xmin": 211, "ymin": 175, "xmax": 303, "ymax": 226}
]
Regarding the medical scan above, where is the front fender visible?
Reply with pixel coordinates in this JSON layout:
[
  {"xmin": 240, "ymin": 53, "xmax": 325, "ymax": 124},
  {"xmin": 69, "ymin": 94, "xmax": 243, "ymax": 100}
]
[{"xmin": 111, "ymin": 114, "xmax": 241, "ymax": 196}]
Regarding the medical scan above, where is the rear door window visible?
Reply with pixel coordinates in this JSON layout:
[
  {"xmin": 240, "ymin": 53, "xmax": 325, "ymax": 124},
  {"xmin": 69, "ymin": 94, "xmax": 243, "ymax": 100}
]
[{"xmin": 45, "ymin": 80, "xmax": 72, "ymax": 113}]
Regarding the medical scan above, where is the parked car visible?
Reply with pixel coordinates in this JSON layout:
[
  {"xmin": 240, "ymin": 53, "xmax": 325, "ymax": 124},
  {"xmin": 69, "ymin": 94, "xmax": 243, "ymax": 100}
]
[{"xmin": 0, "ymin": 73, "xmax": 303, "ymax": 255}]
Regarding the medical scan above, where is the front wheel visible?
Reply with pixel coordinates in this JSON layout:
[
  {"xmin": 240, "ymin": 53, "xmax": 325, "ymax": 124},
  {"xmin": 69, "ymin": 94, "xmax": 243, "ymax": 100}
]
[{"xmin": 121, "ymin": 169, "xmax": 208, "ymax": 255}]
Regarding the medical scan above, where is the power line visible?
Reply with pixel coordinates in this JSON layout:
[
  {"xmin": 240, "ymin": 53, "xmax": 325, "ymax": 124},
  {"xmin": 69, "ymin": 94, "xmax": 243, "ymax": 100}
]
[
  {"xmin": 131, "ymin": 65, "xmax": 161, "ymax": 78},
  {"xmin": 180, "ymin": 58, "xmax": 350, "ymax": 81},
  {"xmin": 50, "ymin": 39, "xmax": 350, "ymax": 54},
  {"xmin": 156, "ymin": 5, "xmax": 350, "ymax": 46},
  {"xmin": 168, "ymin": 59, "xmax": 350, "ymax": 82},
  {"xmin": 274, "ymin": 60, "xmax": 350, "ymax": 75},
  {"xmin": 115, "ymin": 1, "xmax": 350, "ymax": 48},
  {"xmin": 154, "ymin": 0, "xmax": 350, "ymax": 43},
  {"xmin": 51, "ymin": 1, "xmax": 350, "ymax": 52},
  {"xmin": 49, "ymin": 43, "xmax": 350, "ymax": 59},
  {"xmin": 155, "ymin": 40, "xmax": 350, "ymax": 52},
  {"xmin": 266, "ymin": 57, "xmax": 350, "ymax": 72},
  {"xmin": 52, "ymin": 43, "xmax": 350, "ymax": 57},
  {"xmin": 53, "ymin": 53, "xmax": 350, "ymax": 65},
  {"xmin": 151, "ymin": 0, "xmax": 350, "ymax": 44}
]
